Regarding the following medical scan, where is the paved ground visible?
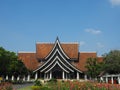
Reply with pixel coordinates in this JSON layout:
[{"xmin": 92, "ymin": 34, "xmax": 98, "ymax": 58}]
[{"xmin": 13, "ymin": 83, "xmax": 34, "ymax": 90}]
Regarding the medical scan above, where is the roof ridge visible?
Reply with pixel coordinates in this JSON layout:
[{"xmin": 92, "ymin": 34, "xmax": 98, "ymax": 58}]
[{"xmin": 36, "ymin": 42, "xmax": 79, "ymax": 44}]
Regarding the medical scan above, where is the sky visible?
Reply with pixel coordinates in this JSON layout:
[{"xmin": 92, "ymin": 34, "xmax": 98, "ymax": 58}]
[{"xmin": 0, "ymin": 0, "xmax": 120, "ymax": 56}]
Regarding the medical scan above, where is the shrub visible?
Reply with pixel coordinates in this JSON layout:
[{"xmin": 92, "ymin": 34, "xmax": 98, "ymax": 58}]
[
  {"xmin": 48, "ymin": 78, "xmax": 57, "ymax": 83},
  {"xmin": 31, "ymin": 86, "xmax": 41, "ymax": 90},
  {"xmin": 34, "ymin": 80, "xmax": 42, "ymax": 86},
  {"xmin": 31, "ymin": 86, "xmax": 51, "ymax": 90},
  {"xmin": 0, "ymin": 82, "xmax": 13, "ymax": 90},
  {"xmin": 5, "ymin": 85, "xmax": 13, "ymax": 90},
  {"xmin": 40, "ymin": 86, "xmax": 52, "ymax": 90}
]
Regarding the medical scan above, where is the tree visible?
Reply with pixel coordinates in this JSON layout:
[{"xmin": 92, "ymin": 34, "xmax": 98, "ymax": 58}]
[
  {"xmin": 0, "ymin": 47, "xmax": 28, "ymax": 76},
  {"xmin": 0, "ymin": 47, "xmax": 12, "ymax": 76},
  {"xmin": 103, "ymin": 50, "xmax": 120, "ymax": 74},
  {"xmin": 8, "ymin": 59, "xmax": 28, "ymax": 76},
  {"xmin": 85, "ymin": 58, "xmax": 103, "ymax": 79}
]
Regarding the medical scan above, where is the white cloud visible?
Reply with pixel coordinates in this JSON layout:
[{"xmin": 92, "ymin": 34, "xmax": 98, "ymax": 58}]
[
  {"xmin": 85, "ymin": 29, "xmax": 102, "ymax": 35},
  {"xmin": 80, "ymin": 41, "xmax": 85, "ymax": 46},
  {"xmin": 97, "ymin": 42, "xmax": 104, "ymax": 48},
  {"xmin": 110, "ymin": 0, "xmax": 120, "ymax": 6}
]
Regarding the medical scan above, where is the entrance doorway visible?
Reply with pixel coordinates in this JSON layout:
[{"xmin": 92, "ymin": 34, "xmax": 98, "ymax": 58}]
[
  {"xmin": 52, "ymin": 65, "xmax": 62, "ymax": 79},
  {"xmin": 52, "ymin": 70, "xmax": 62, "ymax": 79}
]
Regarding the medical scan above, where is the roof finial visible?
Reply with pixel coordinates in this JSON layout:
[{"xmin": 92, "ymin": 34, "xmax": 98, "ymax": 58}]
[
  {"xmin": 55, "ymin": 36, "xmax": 60, "ymax": 43},
  {"xmin": 56, "ymin": 36, "xmax": 59, "ymax": 40}
]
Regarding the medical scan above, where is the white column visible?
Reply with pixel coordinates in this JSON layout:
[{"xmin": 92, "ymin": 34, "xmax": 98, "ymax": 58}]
[
  {"xmin": 6, "ymin": 75, "xmax": 8, "ymax": 80},
  {"xmin": 89, "ymin": 77, "xmax": 92, "ymax": 80},
  {"xmin": 35, "ymin": 72, "xmax": 38, "ymax": 80},
  {"xmin": 100, "ymin": 77, "xmax": 103, "ymax": 82},
  {"xmin": 27, "ymin": 74, "xmax": 30, "ymax": 81},
  {"xmin": 95, "ymin": 78, "xmax": 97, "ymax": 81},
  {"xmin": 84, "ymin": 74, "xmax": 87, "ymax": 81},
  {"xmin": 118, "ymin": 76, "xmax": 120, "ymax": 84},
  {"xmin": 50, "ymin": 71, "xmax": 52, "ymax": 79},
  {"xmin": 11, "ymin": 75, "xmax": 14, "ymax": 81},
  {"xmin": 111, "ymin": 76, "xmax": 114, "ymax": 84},
  {"xmin": 23, "ymin": 76, "xmax": 25, "ymax": 81},
  {"xmin": 106, "ymin": 77, "xmax": 108, "ymax": 83},
  {"xmin": 17, "ymin": 76, "xmax": 20, "ymax": 81},
  {"xmin": 77, "ymin": 72, "xmax": 79, "ymax": 80},
  {"xmin": 62, "ymin": 71, "xmax": 65, "ymax": 80}
]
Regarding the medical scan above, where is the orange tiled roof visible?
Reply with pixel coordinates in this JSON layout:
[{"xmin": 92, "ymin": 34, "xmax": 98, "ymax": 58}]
[
  {"xmin": 36, "ymin": 43, "xmax": 53, "ymax": 59},
  {"xmin": 18, "ymin": 43, "xmax": 103, "ymax": 72},
  {"xmin": 36, "ymin": 43, "xmax": 79, "ymax": 59},
  {"xmin": 18, "ymin": 52, "xmax": 39, "ymax": 71},
  {"xmin": 73, "ymin": 52, "xmax": 97, "ymax": 72},
  {"xmin": 97, "ymin": 56, "xmax": 103, "ymax": 63}
]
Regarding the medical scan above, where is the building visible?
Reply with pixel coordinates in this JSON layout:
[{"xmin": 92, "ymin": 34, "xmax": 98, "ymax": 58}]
[{"xmin": 18, "ymin": 37, "xmax": 102, "ymax": 80}]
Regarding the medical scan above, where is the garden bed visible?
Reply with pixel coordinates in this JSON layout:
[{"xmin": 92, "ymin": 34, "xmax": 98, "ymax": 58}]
[
  {"xmin": 0, "ymin": 82, "xmax": 13, "ymax": 90},
  {"xmin": 31, "ymin": 79, "xmax": 120, "ymax": 90}
]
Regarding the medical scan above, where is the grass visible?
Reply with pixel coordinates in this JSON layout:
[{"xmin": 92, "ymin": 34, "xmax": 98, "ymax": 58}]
[{"xmin": 18, "ymin": 86, "xmax": 31, "ymax": 90}]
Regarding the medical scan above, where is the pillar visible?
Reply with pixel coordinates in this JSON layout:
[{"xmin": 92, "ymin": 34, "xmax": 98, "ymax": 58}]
[
  {"xmin": 6, "ymin": 75, "xmax": 8, "ymax": 80},
  {"xmin": 111, "ymin": 76, "xmax": 113, "ymax": 84},
  {"xmin": 23, "ymin": 76, "xmax": 25, "ymax": 81},
  {"xmin": 77, "ymin": 72, "xmax": 79, "ymax": 80},
  {"xmin": 106, "ymin": 77, "xmax": 108, "ymax": 83},
  {"xmin": 35, "ymin": 72, "xmax": 38, "ymax": 80},
  {"xmin": 50, "ymin": 71, "xmax": 52, "ymax": 79},
  {"xmin": 27, "ymin": 74, "xmax": 30, "ymax": 81},
  {"xmin": 11, "ymin": 75, "xmax": 14, "ymax": 81},
  {"xmin": 118, "ymin": 76, "xmax": 120, "ymax": 84},
  {"xmin": 84, "ymin": 74, "xmax": 87, "ymax": 81},
  {"xmin": 100, "ymin": 77, "xmax": 103, "ymax": 82},
  {"xmin": 62, "ymin": 71, "xmax": 65, "ymax": 80},
  {"xmin": 17, "ymin": 76, "xmax": 20, "ymax": 81}
]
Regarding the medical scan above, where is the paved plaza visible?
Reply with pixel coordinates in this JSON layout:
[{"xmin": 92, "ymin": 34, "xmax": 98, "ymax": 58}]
[{"xmin": 13, "ymin": 83, "xmax": 33, "ymax": 90}]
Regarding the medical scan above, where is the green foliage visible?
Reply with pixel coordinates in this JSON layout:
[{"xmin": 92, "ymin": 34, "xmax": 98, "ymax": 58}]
[
  {"xmin": 31, "ymin": 86, "xmax": 51, "ymax": 90},
  {"xmin": 8, "ymin": 59, "xmax": 28, "ymax": 76},
  {"xmin": 0, "ymin": 46, "xmax": 28, "ymax": 76},
  {"xmin": 0, "ymin": 47, "xmax": 14, "ymax": 76},
  {"xmin": 85, "ymin": 58, "xmax": 103, "ymax": 78},
  {"xmin": 0, "ymin": 82, "xmax": 13, "ymax": 90},
  {"xmin": 31, "ymin": 86, "xmax": 41, "ymax": 90},
  {"xmin": 40, "ymin": 86, "xmax": 52, "ymax": 90},
  {"xmin": 31, "ymin": 81, "xmax": 120, "ymax": 90},
  {"xmin": 48, "ymin": 78, "xmax": 57, "ymax": 83},
  {"xmin": 34, "ymin": 80, "xmax": 42, "ymax": 86},
  {"xmin": 103, "ymin": 50, "xmax": 120, "ymax": 74},
  {"xmin": 5, "ymin": 85, "xmax": 13, "ymax": 90}
]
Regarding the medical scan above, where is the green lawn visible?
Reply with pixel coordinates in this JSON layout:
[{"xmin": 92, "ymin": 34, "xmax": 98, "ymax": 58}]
[{"xmin": 18, "ymin": 86, "xmax": 31, "ymax": 90}]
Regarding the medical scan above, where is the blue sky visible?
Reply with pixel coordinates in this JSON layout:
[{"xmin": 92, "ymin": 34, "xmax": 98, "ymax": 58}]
[{"xmin": 0, "ymin": 0, "xmax": 120, "ymax": 56}]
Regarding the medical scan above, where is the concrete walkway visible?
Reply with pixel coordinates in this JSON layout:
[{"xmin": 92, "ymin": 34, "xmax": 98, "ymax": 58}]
[{"xmin": 13, "ymin": 83, "xmax": 34, "ymax": 90}]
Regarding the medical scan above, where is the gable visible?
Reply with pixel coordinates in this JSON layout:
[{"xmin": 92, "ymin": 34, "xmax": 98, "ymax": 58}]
[
  {"xmin": 36, "ymin": 43, "xmax": 79, "ymax": 59},
  {"xmin": 34, "ymin": 39, "xmax": 82, "ymax": 73}
]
